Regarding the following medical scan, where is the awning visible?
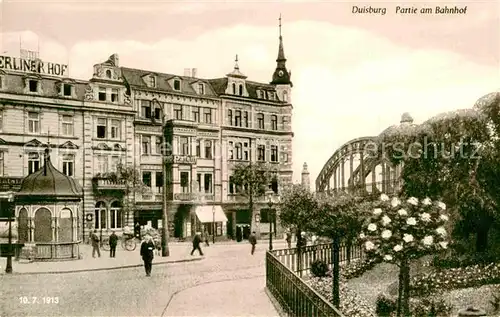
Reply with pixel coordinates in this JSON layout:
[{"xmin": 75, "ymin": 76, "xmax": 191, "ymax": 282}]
[{"xmin": 195, "ymin": 205, "xmax": 228, "ymax": 223}]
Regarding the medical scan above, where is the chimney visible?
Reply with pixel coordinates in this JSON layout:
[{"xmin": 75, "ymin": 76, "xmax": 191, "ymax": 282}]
[
  {"xmin": 301, "ymin": 162, "xmax": 310, "ymax": 191},
  {"xmin": 184, "ymin": 68, "xmax": 191, "ymax": 77},
  {"xmin": 191, "ymin": 68, "xmax": 197, "ymax": 78}
]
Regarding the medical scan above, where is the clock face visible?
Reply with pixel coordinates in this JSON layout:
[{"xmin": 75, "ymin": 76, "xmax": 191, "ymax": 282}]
[{"xmin": 278, "ymin": 70, "xmax": 284, "ymax": 77}]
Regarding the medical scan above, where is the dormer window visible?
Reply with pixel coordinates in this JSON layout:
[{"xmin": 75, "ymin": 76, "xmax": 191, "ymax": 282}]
[
  {"xmin": 149, "ymin": 76, "xmax": 156, "ymax": 88},
  {"xmin": 268, "ymin": 92, "xmax": 275, "ymax": 100},
  {"xmin": 257, "ymin": 90, "xmax": 263, "ymax": 99},
  {"xmin": 63, "ymin": 83, "xmax": 72, "ymax": 97},
  {"xmin": 106, "ymin": 70, "xmax": 112, "ymax": 79},
  {"xmin": 98, "ymin": 87, "xmax": 107, "ymax": 101},
  {"xmin": 282, "ymin": 91, "xmax": 288, "ymax": 102},
  {"xmin": 29, "ymin": 80, "xmax": 39, "ymax": 93},
  {"xmin": 173, "ymin": 79, "xmax": 181, "ymax": 91},
  {"xmin": 197, "ymin": 83, "xmax": 205, "ymax": 95},
  {"xmin": 238, "ymin": 84, "xmax": 243, "ymax": 96}
]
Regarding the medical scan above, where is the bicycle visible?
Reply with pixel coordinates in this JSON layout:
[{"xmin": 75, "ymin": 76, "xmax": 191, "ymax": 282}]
[{"xmin": 101, "ymin": 233, "xmax": 137, "ymax": 251}]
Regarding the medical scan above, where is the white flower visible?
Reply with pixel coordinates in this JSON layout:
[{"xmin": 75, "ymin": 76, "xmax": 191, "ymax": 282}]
[
  {"xmin": 439, "ymin": 241, "xmax": 448, "ymax": 249},
  {"xmin": 407, "ymin": 197, "xmax": 419, "ymax": 206},
  {"xmin": 438, "ymin": 202, "xmax": 446, "ymax": 210},
  {"xmin": 440, "ymin": 214, "xmax": 449, "ymax": 221},
  {"xmin": 403, "ymin": 234, "xmax": 414, "ymax": 243},
  {"xmin": 384, "ymin": 255, "xmax": 393, "ymax": 261},
  {"xmin": 422, "ymin": 235, "xmax": 434, "ymax": 246},
  {"xmin": 380, "ymin": 194, "xmax": 389, "ymax": 201},
  {"xmin": 373, "ymin": 208, "xmax": 383, "ymax": 215},
  {"xmin": 365, "ymin": 241, "xmax": 375, "ymax": 250},
  {"xmin": 436, "ymin": 227, "xmax": 446, "ymax": 236},
  {"xmin": 368, "ymin": 223, "xmax": 377, "ymax": 232},
  {"xmin": 422, "ymin": 197, "xmax": 432, "ymax": 205},
  {"xmin": 393, "ymin": 244, "xmax": 403, "ymax": 252},
  {"xmin": 381, "ymin": 215, "xmax": 392, "ymax": 226},
  {"xmin": 406, "ymin": 217, "xmax": 417, "ymax": 225},
  {"xmin": 420, "ymin": 213, "xmax": 431, "ymax": 222},
  {"xmin": 359, "ymin": 232, "xmax": 365, "ymax": 239},
  {"xmin": 391, "ymin": 197, "xmax": 401, "ymax": 207},
  {"xmin": 398, "ymin": 209, "xmax": 408, "ymax": 216},
  {"xmin": 381, "ymin": 230, "xmax": 392, "ymax": 239}
]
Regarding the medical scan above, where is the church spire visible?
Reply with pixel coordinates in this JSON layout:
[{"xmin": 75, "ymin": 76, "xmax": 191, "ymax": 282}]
[{"xmin": 271, "ymin": 14, "xmax": 292, "ymax": 86}]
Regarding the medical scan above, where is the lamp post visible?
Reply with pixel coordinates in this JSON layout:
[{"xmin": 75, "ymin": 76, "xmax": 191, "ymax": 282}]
[
  {"xmin": 266, "ymin": 190, "xmax": 274, "ymax": 251},
  {"xmin": 5, "ymin": 192, "xmax": 14, "ymax": 274},
  {"xmin": 212, "ymin": 205, "xmax": 215, "ymax": 244}
]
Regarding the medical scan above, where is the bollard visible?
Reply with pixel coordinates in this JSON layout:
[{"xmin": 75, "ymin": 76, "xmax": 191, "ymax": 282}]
[{"xmin": 457, "ymin": 306, "xmax": 486, "ymax": 317}]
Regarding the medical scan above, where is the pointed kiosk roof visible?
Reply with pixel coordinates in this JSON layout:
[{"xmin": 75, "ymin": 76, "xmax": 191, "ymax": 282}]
[{"xmin": 16, "ymin": 148, "xmax": 83, "ymax": 202}]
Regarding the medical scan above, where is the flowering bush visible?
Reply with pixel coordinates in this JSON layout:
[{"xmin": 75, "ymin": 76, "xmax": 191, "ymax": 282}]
[
  {"xmin": 341, "ymin": 257, "xmax": 380, "ymax": 280},
  {"xmin": 359, "ymin": 194, "xmax": 450, "ymax": 263}
]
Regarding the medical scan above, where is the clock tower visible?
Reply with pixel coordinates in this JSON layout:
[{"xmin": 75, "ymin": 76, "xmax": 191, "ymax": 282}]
[{"xmin": 271, "ymin": 15, "xmax": 292, "ymax": 103}]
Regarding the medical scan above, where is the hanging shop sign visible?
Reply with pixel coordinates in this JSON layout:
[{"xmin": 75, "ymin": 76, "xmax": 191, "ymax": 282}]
[{"xmin": 0, "ymin": 55, "xmax": 68, "ymax": 76}]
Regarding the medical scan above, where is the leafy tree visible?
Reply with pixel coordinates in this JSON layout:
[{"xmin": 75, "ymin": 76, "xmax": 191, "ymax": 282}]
[{"xmin": 231, "ymin": 162, "xmax": 273, "ymax": 235}]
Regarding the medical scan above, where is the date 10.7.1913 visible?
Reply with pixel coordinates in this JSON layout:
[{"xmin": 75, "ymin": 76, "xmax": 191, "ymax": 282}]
[{"xmin": 19, "ymin": 296, "xmax": 59, "ymax": 304}]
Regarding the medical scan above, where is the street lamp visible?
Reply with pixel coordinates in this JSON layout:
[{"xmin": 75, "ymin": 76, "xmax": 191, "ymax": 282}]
[
  {"xmin": 212, "ymin": 205, "xmax": 215, "ymax": 244},
  {"xmin": 266, "ymin": 190, "xmax": 275, "ymax": 251},
  {"xmin": 5, "ymin": 192, "xmax": 14, "ymax": 274}
]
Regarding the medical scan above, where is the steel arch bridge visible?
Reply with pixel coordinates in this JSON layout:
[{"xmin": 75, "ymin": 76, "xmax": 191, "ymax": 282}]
[{"xmin": 315, "ymin": 136, "xmax": 402, "ymax": 194}]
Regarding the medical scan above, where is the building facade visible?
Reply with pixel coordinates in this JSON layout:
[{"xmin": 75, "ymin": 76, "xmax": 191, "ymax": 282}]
[{"xmin": 0, "ymin": 25, "xmax": 294, "ymax": 242}]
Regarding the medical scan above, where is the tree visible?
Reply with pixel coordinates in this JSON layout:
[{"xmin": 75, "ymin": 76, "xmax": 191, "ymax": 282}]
[
  {"xmin": 279, "ymin": 183, "xmax": 318, "ymax": 240},
  {"xmin": 359, "ymin": 194, "xmax": 450, "ymax": 316},
  {"xmin": 231, "ymin": 162, "xmax": 273, "ymax": 236}
]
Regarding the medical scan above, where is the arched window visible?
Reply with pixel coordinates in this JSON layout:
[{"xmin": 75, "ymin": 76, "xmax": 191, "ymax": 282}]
[
  {"xmin": 110, "ymin": 201, "xmax": 123, "ymax": 229},
  {"xmin": 235, "ymin": 142, "xmax": 242, "ymax": 160},
  {"xmin": 232, "ymin": 83, "xmax": 236, "ymax": 94},
  {"xmin": 59, "ymin": 208, "xmax": 73, "ymax": 242},
  {"xmin": 94, "ymin": 201, "xmax": 107, "ymax": 230},
  {"xmin": 18, "ymin": 208, "xmax": 29, "ymax": 243},
  {"xmin": 34, "ymin": 208, "xmax": 52, "ymax": 242},
  {"xmin": 239, "ymin": 84, "xmax": 243, "ymax": 96},
  {"xmin": 282, "ymin": 91, "xmax": 288, "ymax": 102},
  {"xmin": 106, "ymin": 69, "xmax": 112, "ymax": 78},
  {"xmin": 271, "ymin": 115, "xmax": 278, "ymax": 130}
]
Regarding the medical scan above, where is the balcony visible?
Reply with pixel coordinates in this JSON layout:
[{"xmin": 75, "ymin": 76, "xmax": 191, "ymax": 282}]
[
  {"xmin": 226, "ymin": 194, "xmax": 248, "ymax": 204},
  {"xmin": 165, "ymin": 155, "xmax": 197, "ymax": 165},
  {"xmin": 0, "ymin": 177, "xmax": 24, "ymax": 192},
  {"xmin": 92, "ymin": 177, "xmax": 126, "ymax": 190}
]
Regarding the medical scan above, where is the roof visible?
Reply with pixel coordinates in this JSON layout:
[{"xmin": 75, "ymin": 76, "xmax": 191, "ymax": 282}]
[
  {"xmin": 208, "ymin": 78, "xmax": 279, "ymax": 100},
  {"xmin": 16, "ymin": 149, "xmax": 83, "ymax": 201}
]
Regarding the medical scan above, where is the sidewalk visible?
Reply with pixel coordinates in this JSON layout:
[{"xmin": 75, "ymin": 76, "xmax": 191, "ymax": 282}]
[
  {"xmin": 1, "ymin": 243, "xmax": 202, "ymax": 275},
  {"xmin": 164, "ymin": 276, "xmax": 279, "ymax": 317}
]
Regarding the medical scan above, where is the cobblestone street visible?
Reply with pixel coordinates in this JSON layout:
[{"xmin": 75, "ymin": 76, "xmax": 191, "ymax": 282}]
[{"xmin": 1, "ymin": 241, "xmax": 283, "ymax": 316}]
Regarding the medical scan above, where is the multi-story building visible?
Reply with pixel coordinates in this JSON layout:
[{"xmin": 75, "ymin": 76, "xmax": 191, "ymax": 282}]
[{"xmin": 0, "ymin": 22, "xmax": 294, "ymax": 242}]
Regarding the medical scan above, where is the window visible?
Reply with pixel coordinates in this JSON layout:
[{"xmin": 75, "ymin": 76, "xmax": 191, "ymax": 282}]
[
  {"xmin": 204, "ymin": 140, "xmax": 212, "ymax": 159},
  {"xmin": 110, "ymin": 119, "xmax": 121, "ymax": 140},
  {"xmin": 94, "ymin": 202, "xmax": 107, "ymax": 230},
  {"xmin": 232, "ymin": 83, "xmax": 236, "ymax": 94},
  {"xmin": 174, "ymin": 105, "xmax": 182, "ymax": 120},
  {"xmin": 111, "ymin": 156, "xmax": 120, "ymax": 172},
  {"xmin": 28, "ymin": 152, "xmax": 40, "ymax": 174},
  {"xmin": 96, "ymin": 118, "xmax": 107, "ymax": 139},
  {"xmin": 98, "ymin": 87, "xmax": 106, "ymax": 101},
  {"xmin": 180, "ymin": 172, "xmax": 189, "ymax": 193},
  {"xmin": 268, "ymin": 92, "xmax": 275, "ymax": 100},
  {"xmin": 197, "ymin": 173, "xmax": 202, "ymax": 192},
  {"xmin": 243, "ymin": 111, "xmax": 248, "ymax": 127},
  {"xmin": 142, "ymin": 171, "xmax": 152, "ymax": 187},
  {"xmin": 271, "ymin": 115, "xmax": 278, "ymax": 130},
  {"xmin": 0, "ymin": 110, "xmax": 3, "ymax": 131},
  {"xmin": 149, "ymin": 76, "xmax": 156, "ymax": 88},
  {"xmin": 282, "ymin": 91, "xmax": 288, "ymax": 102},
  {"xmin": 243, "ymin": 142, "xmax": 249, "ymax": 161},
  {"xmin": 196, "ymin": 139, "xmax": 201, "ymax": 157},
  {"xmin": 155, "ymin": 136, "xmax": 163, "ymax": 154},
  {"xmin": 282, "ymin": 116, "xmax": 288, "ymax": 128},
  {"xmin": 180, "ymin": 136, "xmax": 189, "ymax": 155},
  {"xmin": 142, "ymin": 136, "xmax": 151, "ymax": 155},
  {"xmin": 235, "ymin": 142, "xmax": 242, "ymax": 160},
  {"xmin": 28, "ymin": 112, "xmax": 40, "ymax": 134},
  {"xmin": 106, "ymin": 70, "xmax": 112, "ymax": 78},
  {"xmin": 197, "ymin": 83, "xmax": 204, "ymax": 94},
  {"xmin": 111, "ymin": 89, "xmax": 118, "ymax": 102},
  {"xmin": 173, "ymin": 79, "xmax": 181, "ymax": 91},
  {"xmin": 227, "ymin": 109, "xmax": 232, "ymax": 125},
  {"xmin": 204, "ymin": 174, "xmax": 213, "ymax": 193},
  {"xmin": 235, "ymin": 110, "xmax": 241, "ymax": 127},
  {"xmin": 271, "ymin": 176, "xmax": 279, "ymax": 194},
  {"xmin": 62, "ymin": 154, "xmax": 74, "ymax": 177},
  {"xmin": 238, "ymin": 84, "xmax": 243, "ymax": 96},
  {"xmin": 97, "ymin": 155, "xmax": 108, "ymax": 174},
  {"xmin": 28, "ymin": 80, "xmax": 38, "ymax": 92},
  {"xmin": 257, "ymin": 145, "xmax": 266, "ymax": 161},
  {"xmin": 203, "ymin": 108, "xmax": 212, "ymax": 124},
  {"xmin": 228, "ymin": 141, "xmax": 234, "ymax": 159},
  {"xmin": 156, "ymin": 172, "xmax": 163, "ymax": 192},
  {"xmin": 154, "ymin": 106, "xmax": 161, "ymax": 120},
  {"xmin": 258, "ymin": 90, "xmax": 263, "ymax": 99},
  {"xmin": 192, "ymin": 108, "xmax": 200, "ymax": 122},
  {"xmin": 141, "ymin": 100, "xmax": 152, "ymax": 119},
  {"xmin": 61, "ymin": 115, "xmax": 74, "ymax": 136},
  {"xmin": 229, "ymin": 176, "xmax": 235, "ymax": 194},
  {"xmin": 63, "ymin": 84, "xmax": 72, "ymax": 96},
  {"xmin": 110, "ymin": 201, "xmax": 122, "ymax": 229},
  {"xmin": 257, "ymin": 113, "xmax": 264, "ymax": 129},
  {"xmin": 0, "ymin": 152, "xmax": 4, "ymax": 176},
  {"xmin": 271, "ymin": 145, "xmax": 278, "ymax": 162}
]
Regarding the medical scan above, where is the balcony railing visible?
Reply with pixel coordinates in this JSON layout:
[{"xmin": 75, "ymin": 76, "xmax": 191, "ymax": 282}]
[
  {"xmin": 165, "ymin": 155, "xmax": 197, "ymax": 164},
  {"xmin": 92, "ymin": 177, "xmax": 126, "ymax": 190}
]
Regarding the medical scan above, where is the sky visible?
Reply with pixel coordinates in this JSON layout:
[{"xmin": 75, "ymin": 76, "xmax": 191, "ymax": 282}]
[{"xmin": 1, "ymin": 0, "xmax": 499, "ymax": 187}]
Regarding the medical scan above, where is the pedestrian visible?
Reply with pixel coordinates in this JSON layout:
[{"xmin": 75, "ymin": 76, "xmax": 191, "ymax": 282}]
[
  {"xmin": 109, "ymin": 230, "xmax": 118, "ymax": 258},
  {"xmin": 140, "ymin": 234, "xmax": 155, "ymax": 276},
  {"xmin": 249, "ymin": 231, "xmax": 257, "ymax": 255},
  {"xmin": 91, "ymin": 229, "xmax": 101, "ymax": 258},
  {"xmin": 190, "ymin": 232, "xmax": 204, "ymax": 256},
  {"xmin": 285, "ymin": 230, "xmax": 292, "ymax": 249},
  {"xmin": 203, "ymin": 229, "xmax": 210, "ymax": 246}
]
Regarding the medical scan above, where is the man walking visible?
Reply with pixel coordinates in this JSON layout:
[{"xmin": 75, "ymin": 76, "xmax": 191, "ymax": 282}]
[
  {"xmin": 285, "ymin": 230, "xmax": 292, "ymax": 249},
  {"xmin": 109, "ymin": 230, "xmax": 118, "ymax": 258},
  {"xmin": 249, "ymin": 231, "xmax": 257, "ymax": 255},
  {"xmin": 140, "ymin": 234, "xmax": 155, "ymax": 276},
  {"xmin": 203, "ymin": 229, "xmax": 210, "ymax": 246},
  {"xmin": 91, "ymin": 230, "xmax": 101, "ymax": 258},
  {"xmin": 191, "ymin": 232, "xmax": 204, "ymax": 256}
]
